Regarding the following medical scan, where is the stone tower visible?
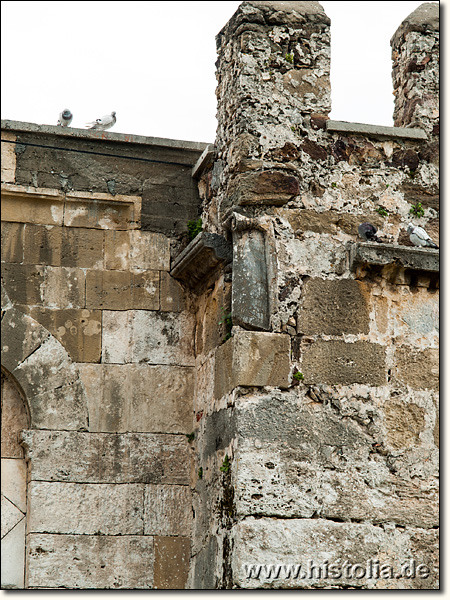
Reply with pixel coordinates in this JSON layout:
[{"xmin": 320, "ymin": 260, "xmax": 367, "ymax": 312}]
[{"xmin": 190, "ymin": 1, "xmax": 439, "ymax": 589}]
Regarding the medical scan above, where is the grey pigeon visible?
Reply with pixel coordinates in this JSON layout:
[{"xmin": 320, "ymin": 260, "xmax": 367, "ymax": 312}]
[
  {"xmin": 57, "ymin": 109, "xmax": 73, "ymax": 127},
  {"xmin": 86, "ymin": 111, "xmax": 116, "ymax": 131},
  {"xmin": 407, "ymin": 223, "xmax": 438, "ymax": 248},
  {"xmin": 358, "ymin": 222, "xmax": 382, "ymax": 243}
]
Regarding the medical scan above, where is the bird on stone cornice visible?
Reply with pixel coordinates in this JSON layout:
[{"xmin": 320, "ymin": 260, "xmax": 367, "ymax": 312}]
[
  {"xmin": 86, "ymin": 111, "xmax": 116, "ymax": 131},
  {"xmin": 57, "ymin": 109, "xmax": 73, "ymax": 127},
  {"xmin": 358, "ymin": 222, "xmax": 382, "ymax": 243},
  {"xmin": 407, "ymin": 223, "xmax": 438, "ymax": 248}
]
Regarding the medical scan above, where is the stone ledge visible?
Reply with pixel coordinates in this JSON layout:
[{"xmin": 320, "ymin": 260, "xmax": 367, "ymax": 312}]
[
  {"xmin": 326, "ymin": 120, "xmax": 427, "ymax": 140},
  {"xmin": 349, "ymin": 242, "xmax": 439, "ymax": 273},
  {"xmin": 170, "ymin": 232, "xmax": 232, "ymax": 293},
  {"xmin": 192, "ymin": 145, "xmax": 215, "ymax": 179}
]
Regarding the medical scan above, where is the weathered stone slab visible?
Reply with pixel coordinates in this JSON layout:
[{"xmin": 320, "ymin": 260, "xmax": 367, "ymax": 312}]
[
  {"xmin": 21, "ymin": 430, "xmax": 190, "ymax": 485},
  {"xmin": 63, "ymin": 191, "xmax": 141, "ymax": 230},
  {"xmin": 171, "ymin": 232, "xmax": 232, "ymax": 293},
  {"xmin": 232, "ymin": 517, "xmax": 438, "ymax": 589},
  {"xmin": 1, "ymin": 307, "xmax": 51, "ymax": 375},
  {"xmin": 28, "ymin": 482, "xmax": 144, "ymax": 535},
  {"xmin": 160, "ymin": 271, "xmax": 187, "ymax": 312},
  {"xmin": 154, "ymin": 536, "xmax": 190, "ymax": 590},
  {"xmin": 1, "ymin": 221, "xmax": 24, "ymax": 263},
  {"xmin": 1, "ymin": 183, "xmax": 64, "ymax": 225},
  {"xmin": 232, "ymin": 228, "xmax": 270, "ymax": 331},
  {"xmin": 228, "ymin": 171, "xmax": 300, "ymax": 206},
  {"xmin": 21, "ymin": 307, "xmax": 102, "ymax": 363},
  {"xmin": 86, "ymin": 269, "xmax": 159, "ymax": 310},
  {"xmin": 302, "ymin": 340, "xmax": 386, "ymax": 386},
  {"xmin": 144, "ymin": 485, "xmax": 192, "ymax": 536},
  {"xmin": 26, "ymin": 534, "xmax": 154, "ymax": 589},
  {"xmin": 394, "ymin": 346, "xmax": 439, "ymax": 390},
  {"xmin": 233, "ymin": 393, "xmax": 438, "ymax": 528},
  {"xmin": 326, "ymin": 120, "xmax": 427, "ymax": 140},
  {"xmin": 297, "ymin": 278, "xmax": 370, "ymax": 335},
  {"xmin": 1, "ymin": 494, "xmax": 25, "ymax": 538},
  {"xmin": 79, "ymin": 364, "xmax": 194, "ymax": 433},
  {"xmin": 104, "ymin": 230, "xmax": 171, "ymax": 271},
  {"xmin": 215, "ymin": 331, "xmax": 290, "ymax": 398},
  {"xmin": 102, "ymin": 310, "xmax": 195, "ymax": 366}
]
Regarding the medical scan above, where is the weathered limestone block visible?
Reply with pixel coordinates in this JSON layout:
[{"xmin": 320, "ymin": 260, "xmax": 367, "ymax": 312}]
[
  {"xmin": 1, "ymin": 493, "xmax": 25, "ymax": 539},
  {"xmin": 104, "ymin": 230, "xmax": 171, "ymax": 271},
  {"xmin": 21, "ymin": 430, "xmax": 190, "ymax": 485},
  {"xmin": 26, "ymin": 534, "xmax": 154, "ymax": 589},
  {"xmin": 232, "ymin": 517, "xmax": 438, "ymax": 589},
  {"xmin": 63, "ymin": 191, "xmax": 141, "ymax": 230},
  {"xmin": 28, "ymin": 482, "xmax": 144, "ymax": 535},
  {"xmin": 160, "ymin": 271, "xmax": 187, "ymax": 312},
  {"xmin": 1, "ymin": 307, "xmax": 51, "ymax": 375},
  {"xmin": 297, "ymin": 278, "xmax": 370, "ymax": 335},
  {"xmin": 393, "ymin": 346, "xmax": 439, "ymax": 390},
  {"xmin": 228, "ymin": 171, "xmax": 300, "ymax": 206},
  {"xmin": 1, "ymin": 263, "xmax": 86, "ymax": 308},
  {"xmin": 349, "ymin": 242, "xmax": 439, "ymax": 274},
  {"xmin": 232, "ymin": 393, "xmax": 437, "ymax": 528},
  {"xmin": 1, "ymin": 221, "xmax": 24, "ymax": 263},
  {"xmin": 86, "ymin": 269, "xmax": 160, "ymax": 310},
  {"xmin": 1, "ymin": 132, "xmax": 16, "ymax": 183},
  {"xmin": 79, "ymin": 363, "xmax": 194, "ymax": 433},
  {"xmin": 144, "ymin": 485, "xmax": 192, "ymax": 536},
  {"xmin": 214, "ymin": 331, "xmax": 290, "ymax": 398},
  {"xmin": 154, "ymin": 537, "xmax": 190, "ymax": 590},
  {"xmin": 21, "ymin": 307, "xmax": 102, "ymax": 363},
  {"xmin": 102, "ymin": 310, "xmax": 195, "ymax": 366},
  {"xmin": 1, "ymin": 184, "xmax": 64, "ymax": 226},
  {"xmin": 302, "ymin": 340, "xmax": 386, "ymax": 386}
]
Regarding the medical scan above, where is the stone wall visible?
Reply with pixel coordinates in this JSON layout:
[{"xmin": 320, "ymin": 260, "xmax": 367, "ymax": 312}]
[
  {"xmin": 1, "ymin": 0, "xmax": 439, "ymax": 591},
  {"xmin": 191, "ymin": 1, "xmax": 439, "ymax": 589},
  {"xmin": 1, "ymin": 123, "xmax": 207, "ymax": 588}
]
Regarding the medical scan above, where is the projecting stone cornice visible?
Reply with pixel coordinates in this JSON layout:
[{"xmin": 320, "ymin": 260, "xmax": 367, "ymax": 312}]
[{"xmin": 349, "ymin": 241, "xmax": 439, "ymax": 274}]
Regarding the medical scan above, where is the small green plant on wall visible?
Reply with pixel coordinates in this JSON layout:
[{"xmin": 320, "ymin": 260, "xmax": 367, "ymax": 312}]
[
  {"xmin": 219, "ymin": 307, "xmax": 233, "ymax": 342},
  {"xmin": 220, "ymin": 455, "xmax": 231, "ymax": 474},
  {"xmin": 285, "ymin": 52, "xmax": 294, "ymax": 64},
  {"xmin": 376, "ymin": 207, "xmax": 389, "ymax": 217},
  {"xmin": 409, "ymin": 203, "xmax": 425, "ymax": 218},
  {"xmin": 187, "ymin": 218, "xmax": 202, "ymax": 241}
]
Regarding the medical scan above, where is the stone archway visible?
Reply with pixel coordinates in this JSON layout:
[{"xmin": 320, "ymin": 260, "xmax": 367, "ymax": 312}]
[
  {"xmin": 1, "ymin": 369, "xmax": 29, "ymax": 588},
  {"xmin": 1, "ymin": 306, "xmax": 89, "ymax": 431}
]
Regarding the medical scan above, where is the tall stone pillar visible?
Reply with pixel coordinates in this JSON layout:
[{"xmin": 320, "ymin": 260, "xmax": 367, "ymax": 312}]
[{"xmin": 391, "ymin": 3, "xmax": 439, "ymax": 136}]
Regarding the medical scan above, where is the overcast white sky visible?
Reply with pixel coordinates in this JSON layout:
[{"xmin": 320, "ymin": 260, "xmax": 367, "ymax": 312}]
[{"xmin": 1, "ymin": 1, "xmax": 440, "ymax": 144}]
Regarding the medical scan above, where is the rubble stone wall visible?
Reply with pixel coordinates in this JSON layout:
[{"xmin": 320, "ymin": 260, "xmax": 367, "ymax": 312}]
[{"xmin": 191, "ymin": 1, "xmax": 439, "ymax": 589}]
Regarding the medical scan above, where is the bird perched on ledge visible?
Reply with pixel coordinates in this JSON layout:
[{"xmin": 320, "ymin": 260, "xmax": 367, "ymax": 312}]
[
  {"xmin": 407, "ymin": 223, "xmax": 438, "ymax": 248},
  {"xmin": 358, "ymin": 222, "xmax": 382, "ymax": 243},
  {"xmin": 57, "ymin": 109, "xmax": 73, "ymax": 127},
  {"xmin": 86, "ymin": 111, "xmax": 116, "ymax": 131}
]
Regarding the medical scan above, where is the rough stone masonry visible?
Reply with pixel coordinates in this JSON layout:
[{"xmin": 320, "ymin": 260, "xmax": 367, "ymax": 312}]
[{"xmin": 1, "ymin": 0, "xmax": 439, "ymax": 590}]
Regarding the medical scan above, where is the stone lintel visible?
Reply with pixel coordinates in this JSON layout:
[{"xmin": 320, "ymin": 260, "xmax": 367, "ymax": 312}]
[
  {"xmin": 349, "ymin": 242, "xmax": 439, "ymax": 273},
  {"xmin": 170, "ymin": 232, "xmax": 232, "ymax": 293},
  {"xmin": 326, "ymin": 120, "xmax": 427, "ymax": 140}
]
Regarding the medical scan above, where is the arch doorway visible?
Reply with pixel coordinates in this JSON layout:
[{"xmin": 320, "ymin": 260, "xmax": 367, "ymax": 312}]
[{"xmin": 1, "ymin": 369, "xmax": 30, "ymax": 589}]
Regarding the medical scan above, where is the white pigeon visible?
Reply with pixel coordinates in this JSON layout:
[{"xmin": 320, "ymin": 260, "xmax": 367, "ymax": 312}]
[
  {"xmin": 86, "ymin": 111, "xmax": 116, "ymax": 131},
  {"xmin": 407, "ymin": 223, "xmax": 438, "ymax": 248},
  {"xmin": 57, "ymin": 109, "xmax": 73, "ymax": 127}
]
